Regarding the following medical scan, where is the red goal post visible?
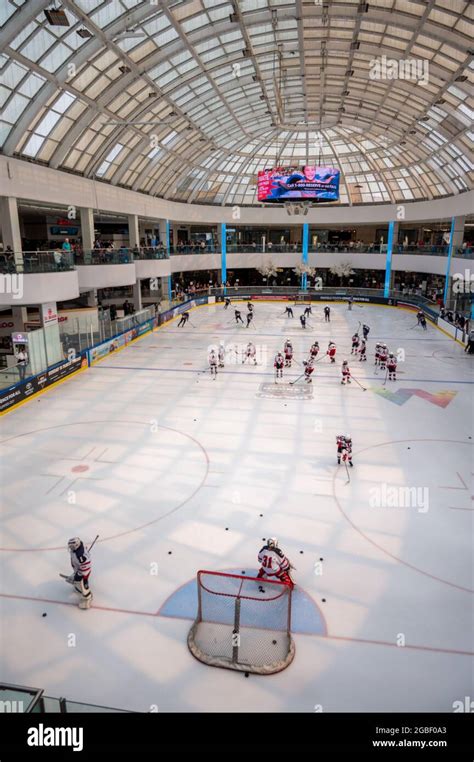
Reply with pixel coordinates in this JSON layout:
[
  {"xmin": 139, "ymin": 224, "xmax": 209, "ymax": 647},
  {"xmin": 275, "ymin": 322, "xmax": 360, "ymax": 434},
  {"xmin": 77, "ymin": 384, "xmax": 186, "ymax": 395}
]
[{"xmin": 187, "ymin": 570, "xmax": 295, "ymax": 674}]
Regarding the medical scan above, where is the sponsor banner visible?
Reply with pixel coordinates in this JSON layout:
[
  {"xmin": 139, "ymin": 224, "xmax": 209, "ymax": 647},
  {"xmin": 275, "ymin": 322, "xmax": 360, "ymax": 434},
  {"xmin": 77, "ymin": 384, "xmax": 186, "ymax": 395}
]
[
  {"xmin": 0, "ymin": 354, "xmax": 87, "ymax": 413},
  {"xmin": 252, "ymin": 294, "xmax": 291, "ymax": 301},
  {"xmin": 42, "ymin": 302, "xmax": 58, "ymax": 326},
  {"xmin": 89, "ymin": 333, "xmax": 128, "ymax": 364}
]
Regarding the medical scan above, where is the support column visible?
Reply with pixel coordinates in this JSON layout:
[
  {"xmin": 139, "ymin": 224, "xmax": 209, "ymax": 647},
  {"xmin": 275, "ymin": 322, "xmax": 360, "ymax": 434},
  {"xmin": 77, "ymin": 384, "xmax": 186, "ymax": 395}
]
[
  {"xmin": 12, "ymin": 306, "xmax": 28, "ymax": 331},
  {"xmin": 220, "ymin": 223, "xmax": 227, "ymax": 287},
  {"xmin": 0, "ymin": 196, "xmax": 23, "ymax": 267},
  {"xmin": 79, "ymin": 207, "xmax": 95, "ymax": 252},
  {"xmin": 302, "ymin": 223, "xmax": 309, "ymax": 291},
  {"xmin": 132, "ymin": 279, "xmax": 142, "ymax": 312},
  {"xmin": 444, "ymin": 215, "xmax": 465, "ymax": 307},
  {"xmin": 127, "ymin": 214, "xmax": 140, "ymax": 249},
  {"xmin": 384, "ymin": 221, "xmax": 398, "ymax": 298}
]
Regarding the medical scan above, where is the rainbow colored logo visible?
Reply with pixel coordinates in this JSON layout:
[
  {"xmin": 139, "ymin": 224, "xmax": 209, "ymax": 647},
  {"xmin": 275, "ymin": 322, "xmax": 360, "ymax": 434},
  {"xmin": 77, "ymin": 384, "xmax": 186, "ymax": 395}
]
[{"xmin": 374, "ymin": 388, "xmax": 457, "ymax": 408}]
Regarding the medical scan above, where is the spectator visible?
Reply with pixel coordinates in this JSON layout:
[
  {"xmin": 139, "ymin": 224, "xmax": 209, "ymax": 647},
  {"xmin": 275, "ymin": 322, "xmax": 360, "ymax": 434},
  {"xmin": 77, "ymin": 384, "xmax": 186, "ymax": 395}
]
[
  {"xmin": 465, "ymin": 329, "xmax": 474, "ymax": 354},
  {"xmin": 267, "ymin": 241, "xmax": 273, "ymax": 251},
  {"xmin": 123, "ymin": 299, "xmax": 132, "ymax": 316},
  {"xmin": 110, "ymin": 304, "xmax": 117, "ymax": 321},
  {"xmin": 62, "ymin": 238, "xmax": 72, "ymax": 253},
  {"xmin": 16, "ymin": 345, "xmax": 28, "ymax": 382}
]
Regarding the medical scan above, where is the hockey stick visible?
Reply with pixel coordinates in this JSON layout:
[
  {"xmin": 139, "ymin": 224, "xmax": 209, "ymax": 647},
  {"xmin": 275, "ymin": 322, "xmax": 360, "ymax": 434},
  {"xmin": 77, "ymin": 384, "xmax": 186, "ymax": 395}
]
[
  {"xmin": 351, "ymin": 374, "xmax": 367, "ymax": 391},
  {"xmin": 383, "ymin": 369, "xmax": 389, "ymax": 386},
  {"xmin": 290, "ymin": 373, "xmax": 305, "ymax": 385},
  {"xmin": 344, "ymin": 461, "xmax": 350, "ymax": 484}
]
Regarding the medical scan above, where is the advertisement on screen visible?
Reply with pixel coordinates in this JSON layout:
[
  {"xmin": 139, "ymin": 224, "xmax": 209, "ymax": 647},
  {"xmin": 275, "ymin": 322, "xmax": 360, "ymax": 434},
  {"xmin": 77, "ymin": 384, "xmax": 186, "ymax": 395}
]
[{"xmin": 258, "ymin": 166, "xmax": 340, "ymax": 202}]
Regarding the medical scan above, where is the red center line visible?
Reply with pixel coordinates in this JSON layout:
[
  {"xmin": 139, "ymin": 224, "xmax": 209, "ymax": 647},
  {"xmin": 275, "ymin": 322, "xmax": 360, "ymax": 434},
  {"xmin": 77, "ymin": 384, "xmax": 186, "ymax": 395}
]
[{"xmin": 1, "ymin": 592, "xmax": 471, "ymax": 657}]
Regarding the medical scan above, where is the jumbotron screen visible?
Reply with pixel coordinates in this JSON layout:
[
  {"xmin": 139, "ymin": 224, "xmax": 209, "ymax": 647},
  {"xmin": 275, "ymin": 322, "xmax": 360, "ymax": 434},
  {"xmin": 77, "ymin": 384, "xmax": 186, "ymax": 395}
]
[{"xmin": 258, "ymin": 166, "xmax": 340, "ymax": 202}]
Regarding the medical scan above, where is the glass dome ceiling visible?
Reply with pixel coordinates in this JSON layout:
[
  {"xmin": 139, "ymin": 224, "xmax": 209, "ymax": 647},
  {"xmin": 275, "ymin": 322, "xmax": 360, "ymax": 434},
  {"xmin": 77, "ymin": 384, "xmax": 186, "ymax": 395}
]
[{"xmin": 0, "ymin": 0, "xmax": 472, "ymax": 206}]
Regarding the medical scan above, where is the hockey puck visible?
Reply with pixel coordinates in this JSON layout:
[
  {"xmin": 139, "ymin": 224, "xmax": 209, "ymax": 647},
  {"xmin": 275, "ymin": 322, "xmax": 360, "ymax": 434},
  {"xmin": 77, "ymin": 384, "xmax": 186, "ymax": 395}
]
[
  {"xmin": 225, "ymin": 527, "xmax": 229, "ymax": 531},
  {"xmin": 320, "ymin": 557, "xmax": 323, "ymax": 561},
  {"xmin": 244, "ymin": 672, "xmax": 249, "ymax": 678},
  {"xmin": 300, "ymin": 550, "xmax": 304, "ymax": 554},
  {"xmin": 407, "ymin": 447, "xmax": 411, "ymax": 449},
  {"xmin": 42, "ymin": 613, "xmax": 47, "ymax": 617},
  {"xmin": 168, "ymin": 551, "xmax": 172, "ymax": 555},
  {"xmin": 321, "ymin": 598, "xmax": 326, "ymax": 603},
  {"xmin": 272, "ymin": 640, "xmax": 277, "ymax": 645},
  {"xmin": 259, "ymin": 514, "xmax": 263, "ymax": 517}
]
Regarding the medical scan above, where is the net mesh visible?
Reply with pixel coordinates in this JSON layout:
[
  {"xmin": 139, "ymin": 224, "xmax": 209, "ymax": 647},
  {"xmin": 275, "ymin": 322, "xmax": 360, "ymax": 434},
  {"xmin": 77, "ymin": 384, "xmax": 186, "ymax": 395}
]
[{"xmin": 187, "ymin": 571, "xmax": 295, "ymax": 674}]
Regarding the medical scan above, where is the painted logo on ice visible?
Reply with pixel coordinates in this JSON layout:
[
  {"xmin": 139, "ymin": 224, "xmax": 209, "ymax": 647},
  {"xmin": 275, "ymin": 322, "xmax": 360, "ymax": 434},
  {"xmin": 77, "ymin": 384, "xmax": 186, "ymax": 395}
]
[{"xmin": 374, "ymin": 388, "xmax": 457, "ymax": 408}]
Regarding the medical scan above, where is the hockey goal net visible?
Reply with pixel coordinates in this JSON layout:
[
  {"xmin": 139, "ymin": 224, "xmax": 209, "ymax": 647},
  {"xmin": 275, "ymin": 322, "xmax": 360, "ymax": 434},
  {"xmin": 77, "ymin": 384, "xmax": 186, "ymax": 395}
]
[{"xmin": 187, "ymin": 570, "xmax": 295, "ymax": 674}]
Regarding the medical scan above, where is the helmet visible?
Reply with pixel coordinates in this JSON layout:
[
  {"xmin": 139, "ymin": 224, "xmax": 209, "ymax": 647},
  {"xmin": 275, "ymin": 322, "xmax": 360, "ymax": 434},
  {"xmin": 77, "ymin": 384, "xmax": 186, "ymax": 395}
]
[
  {"xmin": 314, "ymin": 341, "xmax": 319, "ymax": 346},
  {"xmin": 382, "ymin": 343, "xmax": 387, "ymax": 348},
  {"xmin": 68, "ymin": 537, "xmax": 82, "ymax": 552},
  {"xmin": 345, "ymin": 435, "xmax": 351, "ymax": 441},
  {"xmin": 389, "ymin": 352, "xmax": 394, "ymax": 357},
  {"xmin": 267, "ymin": 537, "xmax": 278, "ymax": 548},
  {"xmin": 343, "ymin": 359, "xmax": 348, "ymax": 365}
]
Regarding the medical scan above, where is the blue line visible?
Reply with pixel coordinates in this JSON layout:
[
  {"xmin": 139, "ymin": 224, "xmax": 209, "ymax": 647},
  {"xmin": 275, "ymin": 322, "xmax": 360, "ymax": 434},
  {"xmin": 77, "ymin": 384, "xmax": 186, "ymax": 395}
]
[{"xmin": 92, "ymin": 365, "xmax": 473, "ymax": 384}]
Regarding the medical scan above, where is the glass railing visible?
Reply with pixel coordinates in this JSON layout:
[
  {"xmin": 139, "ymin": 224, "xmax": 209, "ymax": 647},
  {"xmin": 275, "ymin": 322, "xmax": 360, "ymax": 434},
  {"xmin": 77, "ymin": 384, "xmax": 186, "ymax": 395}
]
[
  {"xmin": 170, "ymin": 244, "xmax": 217, "ymax": 255},
  {"xmin": 0, "ymin": 251, "xmax": 75, "ymax": 273},
  {"xmin": 0, "ymin": 362, "xmax": 32, "ymax": 390},
  {"xmin": 133, "ymin": 246, "xmax": 169, "ymax": 260},
  {"xmin": 0, "ymin": 683, "xmax": 131, "ymax": 713},
  {"xmin": 75, "ymin": 249, "xmax": 134, "ymax": 265}
]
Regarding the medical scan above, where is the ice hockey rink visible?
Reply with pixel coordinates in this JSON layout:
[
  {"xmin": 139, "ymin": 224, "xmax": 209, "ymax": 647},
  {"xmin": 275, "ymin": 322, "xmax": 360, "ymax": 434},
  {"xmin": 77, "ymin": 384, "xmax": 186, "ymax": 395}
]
[{"xmin": 0, "ymin": 300, "xmax": 472, "ymax": 713}]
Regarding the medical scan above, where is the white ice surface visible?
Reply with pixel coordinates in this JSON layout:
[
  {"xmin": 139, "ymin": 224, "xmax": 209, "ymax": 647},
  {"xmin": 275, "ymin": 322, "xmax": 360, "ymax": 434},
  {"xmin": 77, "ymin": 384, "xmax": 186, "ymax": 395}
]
[{"xmin": 0, "ymin": 301, "xmax": 472, "ymax": 712}]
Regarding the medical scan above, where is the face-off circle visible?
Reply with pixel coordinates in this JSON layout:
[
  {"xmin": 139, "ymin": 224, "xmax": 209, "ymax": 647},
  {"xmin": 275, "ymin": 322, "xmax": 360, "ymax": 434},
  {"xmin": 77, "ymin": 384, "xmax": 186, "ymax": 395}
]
[
  {"xmin": 332, "ymin": 438, "xmax": 473, "ymax": 593},
  {"xmin": 0, "ymin": 420, "xmax": 209, "ymax": 551}
]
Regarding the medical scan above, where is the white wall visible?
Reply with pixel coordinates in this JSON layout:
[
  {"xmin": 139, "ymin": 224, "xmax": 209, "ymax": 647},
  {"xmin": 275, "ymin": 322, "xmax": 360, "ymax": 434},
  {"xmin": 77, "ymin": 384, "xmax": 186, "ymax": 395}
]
[
  {"xmin": 0, "ymin": 270, "xmax": 79, "ymax": 306},
  {"xmin": 1, "ymin": 156, "xmax": 472, "ymax": 226},
  {"xmin": 135, "ymin": 259, "xmax": 171, "ymax": 279},
  {"xmin": 77, "ymin": 263, "xmax": 136, "ymax": 290},
  {"xmin": 170, "ymin": 253, "xmax": 221, "ymax": 272}
]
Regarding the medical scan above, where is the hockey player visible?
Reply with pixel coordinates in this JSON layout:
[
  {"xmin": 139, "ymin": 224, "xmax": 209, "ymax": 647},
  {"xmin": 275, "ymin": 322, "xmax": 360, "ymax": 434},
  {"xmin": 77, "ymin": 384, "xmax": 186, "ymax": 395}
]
[
  {"xmin": 65, "ymin": 537, "xmax": 93, "ymax": 609},
  {"xmin": 362, "ymin": 324, "xmax": 370, "ymax": 340},
  {"xmin": 224, "ymin": 297, "xmax": 231, "ymax": 310},
  {"xmin": 379, "ymin": 344, "xmax": 388, "ymax": 371},
  {"xmin": 243, "ymin": 341, "xmax": 257, "ymax": 365},
  {"xmin": 420, "ymin": 314, "xmax": 427, "ymax": 331},
  {"xmin": 209, "ymin": 348, "xmax": 218, "ymax": 376},
  {"xmin": 351, "ymin": 333, "xmax": 360, "ymax": 354},
  {"xmin": 285, "ymin": 306, "xmax": 294, "ymax": 318},
  {"xmin": 358, "ymin": 338, "xmax": 367, "ymax": 361},
  {"xmin": 274, "ymin": 351, "xmax": 284, "ymax": 379},
  {"xmin": 387, "ymin": 352, "xmax": 397, "ymax": 381},
  {"xmin": 300, "ymin": 314, "xmax": 307, "ymax": 329},
  {"xmin": 341, "ymin": 359, "xmax": 351, "ymax": 385},
  {"xmin": 284, "ymin": 339, "xmax": 293, "ymax": 367},
  {"xmin": 218, "ymin": 343, "xmax": 225, "ymax": 368},
  {"xmin": 347, "ymin": 295, "xmax": 353, "ymax": 311},
  {"xmin": 246, "ymin": 310, "xmax": 254, "ymax": 328},
  {"xmin": 374, "ymin": 341, "xmax": 382, "ymax": 366},
  {"xmin": 234, "ymin": 309, "xmax": 244, "ymax": 325},
  {"xmin": 324, "ymin": 305, "xmax": 331, "ymax": 322},
  {"xmin": 257, "ymin": 537, "xmax": 294, "ymax": 589},
  {"xmin": 303, "ymin": 356, "xmax": 315, "ymax": 384},
  {"xmin": 416, "ymin": 310, "xmax": 424, "ymax": 325},
  {"xmin": 304, "ymin": 305, "xmax": 313, "ymax": 317},
  {"xmin": 327, "ymin": 341, "xmax": 336, "ymax": 363},
  {"xmin": 178, "ymin": 311, "xmax": 189, "ymax": 327},
  {"xmin": 309, "ymin": 341, "xmax": 320, "ymax": 359},
  {"xmin": 247, "ymin": 302, "xmax": 254, "ymax": 313},
  {"xmin": 336, "ymin": 435, "xmax": 353, "ymax": 467}
]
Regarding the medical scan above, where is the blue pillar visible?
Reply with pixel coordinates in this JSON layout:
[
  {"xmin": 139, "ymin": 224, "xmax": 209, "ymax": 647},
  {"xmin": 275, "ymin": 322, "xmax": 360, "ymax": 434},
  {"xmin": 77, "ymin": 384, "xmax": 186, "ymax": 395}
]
[
  {"xmin": 221, "ymin": 222, "xmax": 227, "ymax": 289},
  {"xmin": 384, "ymin": 221, "xmax": 395, "ymax": 298},
  {"xmin": 302, "ymin": 223, "xmax": 309, "ymax": 291},
  {"xmin": 166, "ymin": 220, "xmax": 172, "ymax": 300},
  {"xmin": 443, "ymin": 217, "xmax": 456, "ymax": 306}
]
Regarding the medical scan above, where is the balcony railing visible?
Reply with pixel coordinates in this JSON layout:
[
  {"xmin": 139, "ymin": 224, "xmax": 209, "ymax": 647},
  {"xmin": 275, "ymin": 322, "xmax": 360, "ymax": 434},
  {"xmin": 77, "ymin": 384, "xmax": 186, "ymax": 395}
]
[
  {"xmin": 170, "ymin": 244, "xmax": 216, "ymax": 255},
  {"xmin": 0, "ymin": 250, "xmax": 75, "ymax": 273}
]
